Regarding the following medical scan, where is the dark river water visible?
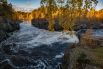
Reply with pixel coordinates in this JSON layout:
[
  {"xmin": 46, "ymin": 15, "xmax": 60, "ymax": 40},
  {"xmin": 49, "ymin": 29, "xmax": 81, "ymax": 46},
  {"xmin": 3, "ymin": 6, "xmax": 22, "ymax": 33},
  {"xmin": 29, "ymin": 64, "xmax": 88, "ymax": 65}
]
[{"xmin": 0, "ymin": 22, "xmax": 79, "ymax": 69}]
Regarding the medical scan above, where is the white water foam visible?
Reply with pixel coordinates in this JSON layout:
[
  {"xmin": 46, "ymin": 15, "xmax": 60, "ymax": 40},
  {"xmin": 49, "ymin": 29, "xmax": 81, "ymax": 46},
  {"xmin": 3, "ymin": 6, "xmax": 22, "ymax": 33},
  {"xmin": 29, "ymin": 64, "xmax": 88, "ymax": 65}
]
[{"xmin": 1, "ymin": 22, "xmax": 79, "ymax": 48}]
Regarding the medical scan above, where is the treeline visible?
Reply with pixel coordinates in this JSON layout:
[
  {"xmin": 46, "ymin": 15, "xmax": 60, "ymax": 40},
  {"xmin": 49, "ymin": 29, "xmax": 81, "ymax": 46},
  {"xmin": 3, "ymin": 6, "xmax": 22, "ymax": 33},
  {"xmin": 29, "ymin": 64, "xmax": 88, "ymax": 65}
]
[
  {"xmin": 0, "ymin": 0, "xmax": 20, "ymax": 22},
  {"xmin": 31, "ymin": 0, "xmax": 100, "ymax": 31},
  {"xmin": 13, "ymin": 0, "xmax": 101, "ymax": 31},
  {"xmin": 14, "ymin": 11, "xmax": 32, "ymax": 21}
]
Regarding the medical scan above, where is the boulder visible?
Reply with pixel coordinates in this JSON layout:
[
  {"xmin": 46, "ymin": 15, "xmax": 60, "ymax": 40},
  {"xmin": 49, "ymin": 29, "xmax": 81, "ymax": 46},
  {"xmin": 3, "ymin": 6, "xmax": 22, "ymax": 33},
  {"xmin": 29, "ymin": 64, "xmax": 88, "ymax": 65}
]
[
  {"xmin": 31, "ymin": 18, "xmax": 63, "ymax": 31},
  {"xmin": 32, "ymin": 18, "xmax": 48, "ymax": 30},
  {"xmin": 2, "ymin": 43, "xmax": 16, "ymax": 55},
  {"xmin": 10, "ymin": 55, "xmax": 31, "ymax": 67},
  {"xmin": 0, "ymin": 60, "xmax": 13, "ymax": 69}
]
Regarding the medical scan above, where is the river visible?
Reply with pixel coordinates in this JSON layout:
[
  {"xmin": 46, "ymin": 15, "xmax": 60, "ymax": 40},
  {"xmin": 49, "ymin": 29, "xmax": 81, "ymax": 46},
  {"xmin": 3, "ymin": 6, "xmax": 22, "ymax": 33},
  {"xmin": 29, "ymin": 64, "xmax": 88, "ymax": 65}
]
[{"xmin": 0, "ymin": 22, "xmax": 79, "ymax": 69}]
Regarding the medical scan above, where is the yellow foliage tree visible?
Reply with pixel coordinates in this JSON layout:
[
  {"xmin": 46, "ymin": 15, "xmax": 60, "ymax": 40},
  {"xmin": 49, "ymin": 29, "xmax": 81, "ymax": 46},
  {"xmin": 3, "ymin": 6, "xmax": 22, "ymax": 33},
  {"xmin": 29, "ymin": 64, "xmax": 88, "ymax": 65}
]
[
  {"xmin": 41, "ymin": 0, "xmax": 98, "ymax": 32},
  {"xmin": 41, "ymin": 0, "xmax": 57, "ymax": 31}
]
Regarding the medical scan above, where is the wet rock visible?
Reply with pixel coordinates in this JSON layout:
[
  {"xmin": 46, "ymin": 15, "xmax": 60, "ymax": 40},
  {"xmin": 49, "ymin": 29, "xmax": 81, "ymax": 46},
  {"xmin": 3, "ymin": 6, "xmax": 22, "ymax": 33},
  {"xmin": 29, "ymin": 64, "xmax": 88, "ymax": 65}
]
[
  {"xmin": 0, "ymin": 30, "xmax": 8, "ymax": 42},
  {"xmin": 0, "ymin": 59, "xmax": 13, "ymax": 69},
  {"xmin": 31, "ymin": 18, "xmax": 63, "ymax": 31},
  {"xmin": 18, "ymin": 50, "xmax": 29, "ymax": 56},
  {"xmin": 10, "ymin": 55, "xmax": 31, "ymax": 67},
  {"xmin": 30, "ymin": 44, "xmax": 55, "ymax": 58},
  {"xmin": 32, "ymin": 18, "xmax": 48, "ymax": 30},
  {"xmin": 0, "ymin": 16, "xmax": 20, "ymax": 42},
  {"xmin": 60, "ymin": 46, "xmax": 70, "ymax": 69},
  {"xmin": 0, "ymin": 52, "xmax": 6, "ymax": 61},
  {"xmin": 1, "ymin": 64, "xmax": 13, "ymax": 69},
  {"xmin": 0, "ymin": 22, "xmax": 20, "ymax": 42},
  {"xmin": 4, "ymin": 22, "xmax": 20, "ymax": 33},
  {"xmin": 2, "ymin": 43, "xmax": 16, "ymax": 55},
  {"xmin": 30, "ymin": 43, "xmax": 70, "ymax": 59},
  {"xmin": 76, "ymin": 29, "xmax": 87, "ymax": 40},
  {"xmin": 10, "ymin": 22, "xmax": 20, "ymax": 31}
]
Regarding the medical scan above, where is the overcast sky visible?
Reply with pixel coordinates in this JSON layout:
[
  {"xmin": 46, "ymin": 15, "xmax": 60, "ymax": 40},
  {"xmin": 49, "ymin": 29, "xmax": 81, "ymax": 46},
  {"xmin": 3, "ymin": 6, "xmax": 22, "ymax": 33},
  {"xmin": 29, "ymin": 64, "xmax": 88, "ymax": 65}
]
[{"xmin": 8, "ymin": 0, "xmax": 103, "ymax": 11}]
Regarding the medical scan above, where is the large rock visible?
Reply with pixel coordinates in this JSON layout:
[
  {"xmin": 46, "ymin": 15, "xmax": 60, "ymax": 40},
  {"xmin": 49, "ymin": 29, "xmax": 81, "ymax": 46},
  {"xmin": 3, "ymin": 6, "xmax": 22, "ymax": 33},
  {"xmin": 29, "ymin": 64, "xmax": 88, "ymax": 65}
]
[
  {"xmin": 0, "ymin": 17, "xmax": 20, "ymax": 42},
  {"xmin": 10, "ymin": 55, "xmax": 32, "ymax": 67},
  {"xmin": 2, "ymin": 43, "xmax": 16, "ymax": 55},
  {"xmin": 0, "ymin": 60, "xmax": 13, "ymax": 69},
  {"xmin": 31, "ymin": 18, "xmax": 63, "ymax": 31},
  {"xmin": 32, "ymin": 18, "xmax": 48, "ymax": 30}
]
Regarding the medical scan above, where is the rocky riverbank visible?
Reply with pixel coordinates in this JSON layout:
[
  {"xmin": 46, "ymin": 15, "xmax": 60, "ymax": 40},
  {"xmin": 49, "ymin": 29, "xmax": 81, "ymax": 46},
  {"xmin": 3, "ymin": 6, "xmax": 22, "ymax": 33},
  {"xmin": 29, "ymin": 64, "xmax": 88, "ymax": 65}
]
[
  {"xmin": 61, "ymin": 29, "xmax": 103, "ymax": 69},
  {"xmin": 31, "ymin": 18, "xmax": 103, "ymax": 32},
  {"xmin": 0, "ymin": 17, "xmax": 20, "ymax": 42},
  {"xmin": 61, "ymin": 44, "xmax": 103, "ymax": 69}
]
